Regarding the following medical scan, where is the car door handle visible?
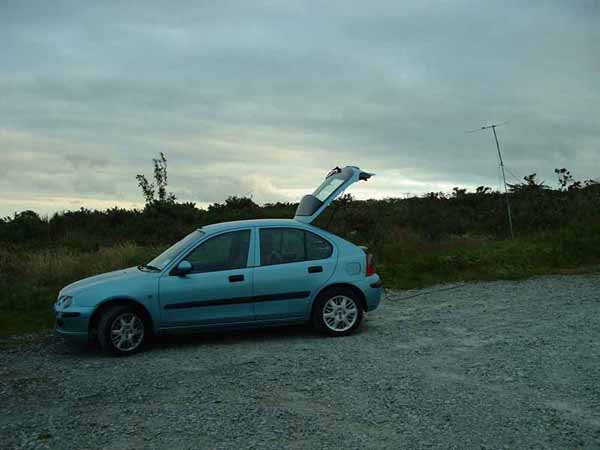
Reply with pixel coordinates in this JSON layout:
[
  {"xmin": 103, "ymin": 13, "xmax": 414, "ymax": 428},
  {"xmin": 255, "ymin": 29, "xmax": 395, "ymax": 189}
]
[
  {"xmin": 308, "ymin": 266, "xmax": 323, "ymax": 274},
  {"xmin": 228, "ymin": 274, "xmax": 244, "ymax": 283}
]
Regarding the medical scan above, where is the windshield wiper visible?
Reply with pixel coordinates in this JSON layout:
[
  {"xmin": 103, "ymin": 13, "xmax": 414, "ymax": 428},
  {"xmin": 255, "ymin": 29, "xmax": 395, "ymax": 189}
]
[{"xmin": 138, "ymin": 264, "xmax": 161, "ymax": 272}]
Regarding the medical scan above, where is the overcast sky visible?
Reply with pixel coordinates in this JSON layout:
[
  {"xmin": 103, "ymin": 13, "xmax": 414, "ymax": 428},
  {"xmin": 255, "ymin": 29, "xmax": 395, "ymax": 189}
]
[{"xmin": 1, "ymin": 0, "xmax": 598, "ymax": 216}]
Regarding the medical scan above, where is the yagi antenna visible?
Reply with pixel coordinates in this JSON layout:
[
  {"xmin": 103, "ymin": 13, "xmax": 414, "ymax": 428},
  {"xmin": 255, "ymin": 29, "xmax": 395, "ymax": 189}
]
[
  {"xmin": 468, "ymin": 121, "xmax": 514, "ymax": 239},
  {"xmin": 467, "ymin": 121, "xmax": 509, "ymax": 134}
]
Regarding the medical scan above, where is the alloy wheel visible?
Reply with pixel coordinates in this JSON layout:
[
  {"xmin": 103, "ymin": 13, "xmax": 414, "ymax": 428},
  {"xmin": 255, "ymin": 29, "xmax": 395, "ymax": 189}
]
[
  {"xmin": 323, "ymin": 295, "xmax": 358, "ymax": 332},
  {"xmin": 110, "ymin": 313, "xmax": 145, "ymax": 352}
]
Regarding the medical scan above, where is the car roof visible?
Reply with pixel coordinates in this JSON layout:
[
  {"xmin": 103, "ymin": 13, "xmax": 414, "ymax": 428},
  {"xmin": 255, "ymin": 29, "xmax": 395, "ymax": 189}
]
[{"xmin": 200, "ymin": 218, "xmax": 313, "ymax": 234}]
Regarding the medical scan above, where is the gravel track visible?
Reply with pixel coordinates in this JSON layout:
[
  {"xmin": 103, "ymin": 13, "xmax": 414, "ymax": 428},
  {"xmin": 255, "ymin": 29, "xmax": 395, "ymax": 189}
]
[{"xmin": 1, "ymin": 274, "xmax": 599, "ymax": 450}]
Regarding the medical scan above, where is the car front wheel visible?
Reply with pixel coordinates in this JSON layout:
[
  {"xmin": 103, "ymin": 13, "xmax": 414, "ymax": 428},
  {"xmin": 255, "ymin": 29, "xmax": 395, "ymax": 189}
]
[
  {"xmin": 97, "ymin": 305, "xmax": 147, "ymax": 355},
  {"xmin": 313, "ymin": 288, "xmax": 363, "ymax": 336}
]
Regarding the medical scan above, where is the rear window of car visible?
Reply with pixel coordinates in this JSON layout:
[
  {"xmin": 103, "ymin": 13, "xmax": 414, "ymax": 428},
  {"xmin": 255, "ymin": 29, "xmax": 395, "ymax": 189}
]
[{"xmin": 259, "ymin": 228, "xmax": 333, "ymax": 266}]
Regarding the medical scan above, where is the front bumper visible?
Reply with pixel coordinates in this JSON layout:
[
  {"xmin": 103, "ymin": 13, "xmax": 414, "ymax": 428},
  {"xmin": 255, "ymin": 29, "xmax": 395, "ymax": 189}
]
[
  {"xmin": 53, "ymin": 305, "xmax": 93, "ymax": 341},
  {"xmin": 54, "ymin": 328, "xmax": 89, "ymax": 342}
]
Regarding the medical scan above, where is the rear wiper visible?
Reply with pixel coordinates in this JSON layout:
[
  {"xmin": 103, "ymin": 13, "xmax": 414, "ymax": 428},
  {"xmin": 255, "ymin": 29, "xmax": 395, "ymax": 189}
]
[{"xmin": 138, "ymin": 264, "xmax": 161, "ymax": 272}]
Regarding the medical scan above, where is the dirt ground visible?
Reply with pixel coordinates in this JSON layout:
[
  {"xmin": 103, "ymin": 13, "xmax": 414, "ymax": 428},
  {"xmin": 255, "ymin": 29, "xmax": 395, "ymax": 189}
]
[{"xmin": 1, "ymin": 274, "xmax": 599, "ymax": 450}]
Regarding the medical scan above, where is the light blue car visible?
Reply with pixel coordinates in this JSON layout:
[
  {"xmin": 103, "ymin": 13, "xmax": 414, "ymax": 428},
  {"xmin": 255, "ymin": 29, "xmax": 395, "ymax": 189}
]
[{"xmin": 54, "ymin": 166, "xmax": 382, "ymax": 354}]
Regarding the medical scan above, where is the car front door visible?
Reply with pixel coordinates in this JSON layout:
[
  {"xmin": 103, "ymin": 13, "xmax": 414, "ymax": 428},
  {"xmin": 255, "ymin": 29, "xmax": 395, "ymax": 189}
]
[
  {"xmin": 159, "ymin": 229, "xmax": 255, "ymax": 328},
  {"xmin": 253, "ymin": 227, "xmax": 336, "ymax": 321}
]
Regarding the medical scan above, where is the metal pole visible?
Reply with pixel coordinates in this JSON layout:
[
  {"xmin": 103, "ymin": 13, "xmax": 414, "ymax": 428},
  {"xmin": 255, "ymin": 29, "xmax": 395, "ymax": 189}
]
[{"xmin": 491, "ymin": 125, "xmax": 514, "ymax": 239}]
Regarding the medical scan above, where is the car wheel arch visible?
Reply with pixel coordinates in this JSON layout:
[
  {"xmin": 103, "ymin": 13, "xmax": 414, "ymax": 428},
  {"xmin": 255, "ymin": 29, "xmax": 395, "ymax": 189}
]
[
  {"xmin": 311, "ymin": 283, "xmax": 367, "ymax": 318},
  {"xmin": 89, "ymin": 298, "xmax": 154, "ymax": 337}
]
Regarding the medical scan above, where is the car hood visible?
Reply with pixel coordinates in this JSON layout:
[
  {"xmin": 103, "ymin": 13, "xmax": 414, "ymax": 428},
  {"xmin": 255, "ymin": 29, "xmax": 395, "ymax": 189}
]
[{"xmin": 61, "ymin": 266, "xmax": 148, "ymax": 296}]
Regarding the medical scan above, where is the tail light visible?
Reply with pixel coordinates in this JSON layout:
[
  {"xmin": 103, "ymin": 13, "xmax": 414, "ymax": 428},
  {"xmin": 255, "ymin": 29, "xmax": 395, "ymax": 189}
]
[{"xmin": 366, "ymin": 253, "xmax": 376, "ymax": 276}]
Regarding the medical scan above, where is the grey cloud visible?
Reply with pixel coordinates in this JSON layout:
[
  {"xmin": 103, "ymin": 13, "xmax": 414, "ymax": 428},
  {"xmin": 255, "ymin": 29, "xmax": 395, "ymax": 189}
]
[
  {"xmin": 63, "ymin": 153, "xmax": 110, "ymax": 170},
  {"xmin": 0, "ymin": 0, "xmax": 599, "ymax": 216}
]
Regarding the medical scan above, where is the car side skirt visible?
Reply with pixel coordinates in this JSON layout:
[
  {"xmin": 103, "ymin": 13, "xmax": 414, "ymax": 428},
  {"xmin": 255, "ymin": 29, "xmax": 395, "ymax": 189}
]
[{"xmin": 157, "ymin": 317, "xmax": 308, "ymax": 334}]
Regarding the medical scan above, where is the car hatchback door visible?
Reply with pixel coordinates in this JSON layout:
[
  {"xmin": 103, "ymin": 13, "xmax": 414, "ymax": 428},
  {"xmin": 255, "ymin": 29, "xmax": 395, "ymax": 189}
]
[
  {"xmin": 294, "ymin": 166, "xmax": 373, "ymax": 224},
  {"xmin": 253, "ymin": 227, "xmax": 336, "ymax": 321},
  {"xmin": 159, "ymin": 229, "xmax": 255, "ymax": 328}
]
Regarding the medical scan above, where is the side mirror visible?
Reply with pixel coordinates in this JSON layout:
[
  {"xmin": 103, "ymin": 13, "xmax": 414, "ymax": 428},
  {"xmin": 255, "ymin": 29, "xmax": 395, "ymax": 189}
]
[{"xmin": 173, "ymin": 260, "xmax": 192, "ymax": 276}]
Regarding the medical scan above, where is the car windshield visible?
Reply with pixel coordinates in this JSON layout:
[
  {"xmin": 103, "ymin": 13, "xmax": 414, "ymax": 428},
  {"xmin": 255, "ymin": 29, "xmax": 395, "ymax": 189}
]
[{"xmin": 146, "ymin": 230, "xmax": 204, "ymax": 270}]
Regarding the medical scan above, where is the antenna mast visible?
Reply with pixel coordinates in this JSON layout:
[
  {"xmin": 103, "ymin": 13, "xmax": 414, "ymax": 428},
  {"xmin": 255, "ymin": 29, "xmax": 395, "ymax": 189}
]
[{"xmin": 468, "ymin": 122, "xmax": 514, "ymax": 239}]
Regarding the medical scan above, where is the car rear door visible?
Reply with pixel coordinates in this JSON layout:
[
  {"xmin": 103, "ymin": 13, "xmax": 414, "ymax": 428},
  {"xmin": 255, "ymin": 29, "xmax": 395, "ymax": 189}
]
[{"xmin": 253, "ymin": 226, "xmax": 337, "ymax": 321}]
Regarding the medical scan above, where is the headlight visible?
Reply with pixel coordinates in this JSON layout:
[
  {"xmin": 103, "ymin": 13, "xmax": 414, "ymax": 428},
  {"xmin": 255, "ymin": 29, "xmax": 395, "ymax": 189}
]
[{"xmin": 56, "ymin": 295, "xmax": 73, "ymax": 309}]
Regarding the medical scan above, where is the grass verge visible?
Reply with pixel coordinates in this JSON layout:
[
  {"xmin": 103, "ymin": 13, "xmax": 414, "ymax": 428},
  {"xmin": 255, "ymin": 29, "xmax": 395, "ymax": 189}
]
[
  {"xmin": 0, "ymin": 243, "xmax": 161, "ymax": 337},
  {"xmin": 378, "ymin": 228, "xmax": 600, "ymax": 289},
  {"xmin": 1, "ymin": 226, "xmax": 599, "ymax": 337}
]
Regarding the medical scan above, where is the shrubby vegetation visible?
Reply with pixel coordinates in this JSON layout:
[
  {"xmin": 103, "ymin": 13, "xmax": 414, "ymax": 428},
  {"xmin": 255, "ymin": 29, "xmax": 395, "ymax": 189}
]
[
  {"xmin": 2, "ymin": 172, "xmax": 598, "ymax": 250},
  {"xmin": 1, "ymin": 159, "xmax": 599, "ymax": 336}
]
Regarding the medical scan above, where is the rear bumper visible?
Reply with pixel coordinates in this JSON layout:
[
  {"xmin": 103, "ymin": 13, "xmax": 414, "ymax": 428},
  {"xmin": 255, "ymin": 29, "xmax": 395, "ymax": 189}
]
[{"xmin": 357, "ymin": 275, "xmax": 383, "ymax": 312}]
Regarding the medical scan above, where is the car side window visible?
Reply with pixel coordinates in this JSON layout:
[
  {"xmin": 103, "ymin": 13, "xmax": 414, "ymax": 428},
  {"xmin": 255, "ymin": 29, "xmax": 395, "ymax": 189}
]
[
  {"xmin": 260, "ymin": 228, "xmax": 305, "ymax": 265},
  {"xmin": 306, "ymin": 231, "xmax": 333, "ymax": 260},
  {"xmin": 184, "ymin": 230, "xmax": 250, "ymax": 273},
  {"xmin": 260, "ymin": 228, "xmax": 332, "ymax": 266}
]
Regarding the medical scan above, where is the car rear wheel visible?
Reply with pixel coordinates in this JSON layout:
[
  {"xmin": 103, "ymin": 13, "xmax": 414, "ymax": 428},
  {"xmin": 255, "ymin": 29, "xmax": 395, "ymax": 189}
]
[
  {"xmin": 313, "ymin": 288, "xmax": 363, "ymax": 336},
  {"xmin": 97, "ymin": 305, "xmax": 147, "ymax": 355}
]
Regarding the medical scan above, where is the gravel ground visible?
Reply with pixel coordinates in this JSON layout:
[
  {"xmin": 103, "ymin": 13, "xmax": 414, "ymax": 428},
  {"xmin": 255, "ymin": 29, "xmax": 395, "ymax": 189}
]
[{"xmin": 1, "ymin": 274, "xmax": 600, "ymax": 450}]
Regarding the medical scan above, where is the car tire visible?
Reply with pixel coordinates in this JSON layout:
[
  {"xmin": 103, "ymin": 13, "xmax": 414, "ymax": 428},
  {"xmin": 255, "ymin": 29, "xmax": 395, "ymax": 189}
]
[
  {"xmin": 97, "ymin": 305, "xmax": 148, "ymax": 356},
  {"xmin": 313, "ymin": 287, "xmax": 363, "ymax": 336}
]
